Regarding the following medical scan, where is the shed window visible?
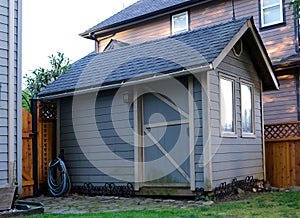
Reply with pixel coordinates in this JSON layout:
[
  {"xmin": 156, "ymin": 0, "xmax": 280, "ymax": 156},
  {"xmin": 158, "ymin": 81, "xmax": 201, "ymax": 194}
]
[
  {"xmin": 260, "ymin": 0, "xmax": 283, "ymax": 27},
  {"xmin": 241, "ymin": 83, "xmax": 255, "ymax": 135},
  {"xmin": 171, "ymin": 11, "xmax": 189, "ymax": 35},
  {"xmin": 220, "ymin": 76, "xmax": 236, "ymax": 136}
]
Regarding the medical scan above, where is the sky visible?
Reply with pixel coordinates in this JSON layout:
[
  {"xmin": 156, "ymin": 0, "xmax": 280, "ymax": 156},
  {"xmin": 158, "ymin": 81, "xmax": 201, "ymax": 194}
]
[{"xmin": 22, "ymin": 0, "xmax": 139, "ymax": 87}]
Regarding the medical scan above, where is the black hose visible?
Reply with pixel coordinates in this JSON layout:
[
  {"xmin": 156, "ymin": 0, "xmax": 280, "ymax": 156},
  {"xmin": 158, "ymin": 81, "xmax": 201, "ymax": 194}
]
[{"xmin": 47, "ymin": 157, "xmax": 71, "ymax": 197}]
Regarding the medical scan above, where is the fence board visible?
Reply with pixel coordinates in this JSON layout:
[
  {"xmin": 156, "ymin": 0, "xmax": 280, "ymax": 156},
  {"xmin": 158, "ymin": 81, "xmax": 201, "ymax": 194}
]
[
  {"xmin": 265, "ymin": 122, "xmax": 300, "ymax": 188},
  {"xmin": 22, "ymin": 108, "xmax": 33, "ymax": 197},
  {"xmin": 296, "ymin": 142, "xmax": 300, "ymax": 185}
]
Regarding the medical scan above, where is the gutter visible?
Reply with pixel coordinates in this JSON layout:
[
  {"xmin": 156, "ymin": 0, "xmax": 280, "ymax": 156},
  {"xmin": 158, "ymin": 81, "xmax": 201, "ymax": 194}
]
[
  {"xmin": 40, "ymin": 64, "xmax": 212, "ymax": 100},
  {"xmin": 8, "ymin": 0, "xmax": 15, "ymax": 186}
]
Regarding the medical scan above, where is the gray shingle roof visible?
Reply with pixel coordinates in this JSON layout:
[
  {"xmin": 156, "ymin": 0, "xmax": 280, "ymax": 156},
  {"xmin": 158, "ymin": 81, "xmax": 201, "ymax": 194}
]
[
  {"xmin": 82, "ymin": 0, "xmax": 197, "ymax": 35},
  {"xmin": 39, "ymin": 17, "xmax": 249, "ymax": 97}
]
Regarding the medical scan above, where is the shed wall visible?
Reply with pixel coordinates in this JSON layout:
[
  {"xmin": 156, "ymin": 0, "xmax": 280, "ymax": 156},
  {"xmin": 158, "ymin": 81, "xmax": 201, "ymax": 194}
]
[
  {"xmin": 193, "ymin": 79, "xmax": 204, "ymax": 188},
  {"xmin": 59, "ymin": 89, "xmax": 135, "ymax": 186},
  {"xmin": 210, "ymin": 48, "xmax": 264, "ymax": 187}
]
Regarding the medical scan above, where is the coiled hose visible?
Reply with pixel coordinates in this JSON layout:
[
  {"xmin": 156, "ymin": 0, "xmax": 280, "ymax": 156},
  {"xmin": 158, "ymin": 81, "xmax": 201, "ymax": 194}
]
[{"xmin": 48, "ymin": 157, "xmax": 71, "ymax": 197}]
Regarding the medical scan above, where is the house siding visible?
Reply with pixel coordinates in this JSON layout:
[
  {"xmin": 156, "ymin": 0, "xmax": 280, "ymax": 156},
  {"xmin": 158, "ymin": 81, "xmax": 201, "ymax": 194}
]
[
  {"xmin": 0, "ymin": 0, "xmax": 20, "ymax": 187},
  {"xmin": 210, "ymin": 48, "xmax": 264, "ymax": 187},
  {"xmin": 59, "ymin": 89, "xmax": 135, "ymax": 186},
  {"xmin": 97, "ymin": 0, "xmax": 295, "ymax": 61},
  {"xmin": 263, "ymin": 73, "xmax": 298, "ymax": 124}
]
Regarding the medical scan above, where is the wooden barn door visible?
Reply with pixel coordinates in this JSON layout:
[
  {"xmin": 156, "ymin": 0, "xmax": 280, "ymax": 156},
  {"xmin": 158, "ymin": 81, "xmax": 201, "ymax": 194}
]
[{"xmin": 141, "ymin": 77, "xmax": 194, "ymax": 188}]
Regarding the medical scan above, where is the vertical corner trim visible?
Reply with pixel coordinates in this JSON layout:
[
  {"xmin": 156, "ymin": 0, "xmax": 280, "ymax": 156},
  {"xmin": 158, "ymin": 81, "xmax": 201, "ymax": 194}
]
[{"xmin": 8, "ymin": 0, "xmax": 15, "ymax": 186}]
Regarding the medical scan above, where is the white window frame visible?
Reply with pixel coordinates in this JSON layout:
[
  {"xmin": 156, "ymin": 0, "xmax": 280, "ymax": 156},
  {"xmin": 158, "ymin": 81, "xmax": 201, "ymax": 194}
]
[
  {"xmin": 171, "ymin": 11, "xmax": 189, "ymax": 35},
  {"xmin": 260, "ymin": 0, "xmax": 283, "ymax": 27},
  {"xmin": 219, "ymin": 73, "xmax": 237, "ymax": 137},
  {"xmin": 241, "ymin": 81, "xmax": 256, "ymax": 137}
]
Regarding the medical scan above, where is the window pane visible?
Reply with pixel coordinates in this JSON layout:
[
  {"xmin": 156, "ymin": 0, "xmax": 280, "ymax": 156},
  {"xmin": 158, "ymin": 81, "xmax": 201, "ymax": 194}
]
[
  {"xmin": 262, "ymin": 0, "xmax": 280, "ymax": 7},
  {"xmin": 172, "ymin": 12, "xmax": 188, "ymax": 34},
  {"xmin": 241, "ymin": 84, "xmax": 253, "ymax": 133},
  {"xmin": 220, "ymin": 78, "xmax": 234, "ymax": 133},
  {"xmin": 263, "ymin": 5, "xmax": 281, "ymax": 25}
]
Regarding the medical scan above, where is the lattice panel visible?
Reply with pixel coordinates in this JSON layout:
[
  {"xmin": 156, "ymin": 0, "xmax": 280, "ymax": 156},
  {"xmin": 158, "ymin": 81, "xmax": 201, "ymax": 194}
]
[
  {"xmin": 264, "ymin": 122, "xmax": 300, "ymax": 140},
  {"xmin": 39, "ymin": 102, "xmax": 57, "ymax": 121}
]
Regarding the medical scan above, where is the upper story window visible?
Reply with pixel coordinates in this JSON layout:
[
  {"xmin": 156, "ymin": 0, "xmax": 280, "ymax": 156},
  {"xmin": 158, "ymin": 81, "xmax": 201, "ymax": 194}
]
[
  {"xmin": 171, "ymin": 11, "xmax": 189, "ymax": 35},
  {"xmin": 220, "ymin": 75, "xmax": 236, "ymax": 136},
  {"xmin": 260, "ymin": 0, "xmax": 283, "ymax": 27},
  {"xmin": 241, "ymin": 82, "xmax": 255, "ymax": 136}
]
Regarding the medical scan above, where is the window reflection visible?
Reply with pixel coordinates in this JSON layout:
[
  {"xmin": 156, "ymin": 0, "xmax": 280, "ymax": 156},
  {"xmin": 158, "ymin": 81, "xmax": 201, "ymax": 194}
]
[
  {"xmin": 220, "ymin": 77, "xmax": 235, "ymax": 133},
  {"xmin": 241, "ymin": 84, "xmax": 253, "ymax": 134}
]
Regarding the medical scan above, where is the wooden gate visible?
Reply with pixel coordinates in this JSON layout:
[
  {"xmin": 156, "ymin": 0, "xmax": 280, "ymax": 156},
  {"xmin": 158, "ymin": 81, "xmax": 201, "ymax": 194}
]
[
  {"xmin": 264, "ymin": 122, "xmax": 300, "ymax": 188},
  {"xmin": 22, "ymin": 108, "xmax": 34, "ymax": 197},
  {"xmin": 21, "ymin": 101, "xmax": 56, "ymax": 197}
]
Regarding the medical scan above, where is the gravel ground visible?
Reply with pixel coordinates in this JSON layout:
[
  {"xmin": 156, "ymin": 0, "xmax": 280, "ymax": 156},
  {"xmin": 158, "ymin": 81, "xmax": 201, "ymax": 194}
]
[{"xmin": 24, "ymin": 194, "xmax": 214, "ymax": 214}]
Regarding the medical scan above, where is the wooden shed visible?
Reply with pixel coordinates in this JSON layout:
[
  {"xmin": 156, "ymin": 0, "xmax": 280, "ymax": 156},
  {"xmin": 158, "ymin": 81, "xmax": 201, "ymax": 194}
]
[{"xmin": 39, "ymin": 17, "xmax": 278, "ymax": 195}]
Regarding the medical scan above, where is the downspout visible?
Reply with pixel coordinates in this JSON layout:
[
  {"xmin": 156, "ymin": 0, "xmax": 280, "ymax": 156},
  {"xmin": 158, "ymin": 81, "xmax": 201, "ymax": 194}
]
[
  {"xmin": 296, "ymin": 70, "xmax": 300, "ymax": 121},
  {"xmin": 31, "ymin": 98, "xmax": 39, "ymax": 196},
  {"xmin": 16, "ymin": 0, "xmax": 23, "ymax": 193},
  {"xmin": 261, "ymin": 81, "xmax": 266, "ymax": 181},
  {"xmin": 8, "ymin": 0, "xmax": 15, "ymax": 186}
]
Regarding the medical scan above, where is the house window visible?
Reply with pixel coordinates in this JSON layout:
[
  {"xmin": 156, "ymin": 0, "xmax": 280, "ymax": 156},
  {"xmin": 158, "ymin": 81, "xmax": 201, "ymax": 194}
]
[
  {"xmin": 241, "ymin": 82, "xmax": 255, "ymax": 135},
  {"xmin": 220, "ymin": 75, "xmax": 236, "ymax": 136},
  {"xmin": 260, "ymin": 0, "xmax": 283, "ymax": 27},
  {"xmin": 171, "ymin": 11, "xmax": 189, "ymax": 35}
]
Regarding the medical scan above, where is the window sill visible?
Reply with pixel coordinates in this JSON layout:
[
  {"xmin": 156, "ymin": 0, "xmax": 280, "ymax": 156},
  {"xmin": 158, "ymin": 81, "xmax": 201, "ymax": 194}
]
[
  {"xmin": 242, "ymin": 133, "xmax": 256, "ymax": 138},
  {"xmin": 259, "ymin": 22, "xmax": 286, "ymax": 32},
  {"xmin": 221, "ymin": 132, "xmax": 237, "ymax": 138}
]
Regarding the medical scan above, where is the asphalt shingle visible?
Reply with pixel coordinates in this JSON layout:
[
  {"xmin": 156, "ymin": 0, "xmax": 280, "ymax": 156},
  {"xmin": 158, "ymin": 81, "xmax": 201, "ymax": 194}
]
[{"xmin": 39, "ymin": 17, "xmax": 249, "ymax": 97}]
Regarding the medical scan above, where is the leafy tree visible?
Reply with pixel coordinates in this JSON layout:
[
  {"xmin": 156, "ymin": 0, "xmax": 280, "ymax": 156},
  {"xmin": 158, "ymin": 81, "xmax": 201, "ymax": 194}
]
[
  {"xmin": 22, "ymin": 88, "xmax": 31, "ymax": 112},
  {"xmin": 288, "ymin": 0, "xmax": 300, "ymax": 19},
  {"xmin": 24, "ymin": 52, "xmax": 71, "ymax": 98},
  {"xmin": 22, "ymin": 52, "xmax": 71, "ymax": 111}
]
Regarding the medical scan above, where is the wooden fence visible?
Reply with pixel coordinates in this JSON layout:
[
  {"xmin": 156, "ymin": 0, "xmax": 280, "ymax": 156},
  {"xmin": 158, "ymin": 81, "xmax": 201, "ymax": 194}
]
[
  {"xmin": 264, "ymin": 122, "xmax": 300, "ymax": 188},
  {"xmin": 21, "ymin": 101, "xmax": 56, "ymax": 197}
]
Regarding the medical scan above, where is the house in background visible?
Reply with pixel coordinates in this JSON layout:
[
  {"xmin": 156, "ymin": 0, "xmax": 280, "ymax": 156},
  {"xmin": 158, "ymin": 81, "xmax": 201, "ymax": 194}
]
[
  {"xmin": 40, "ymin": 0, "xmax": 278, "ymax": 195},
  {"xmin": 0, "ymin": 0, "xmax": 22, "ymax": 192},
  {"xmin": 80, "ymin": 0, "xmax": 299, "ymax": 125}
]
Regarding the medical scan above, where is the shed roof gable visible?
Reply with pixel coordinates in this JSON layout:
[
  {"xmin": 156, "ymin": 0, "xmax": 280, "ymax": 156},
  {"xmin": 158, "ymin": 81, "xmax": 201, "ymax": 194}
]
[{"xmin": 39, "ymin": 17, "xmax": 278, "ymax": 98}]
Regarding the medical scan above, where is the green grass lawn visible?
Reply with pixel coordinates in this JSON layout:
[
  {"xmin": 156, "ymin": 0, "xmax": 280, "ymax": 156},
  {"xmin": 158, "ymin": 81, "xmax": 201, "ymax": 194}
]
[{"xmin": 29, "ymin": 191, "xmax": 300, "ymax": 218}]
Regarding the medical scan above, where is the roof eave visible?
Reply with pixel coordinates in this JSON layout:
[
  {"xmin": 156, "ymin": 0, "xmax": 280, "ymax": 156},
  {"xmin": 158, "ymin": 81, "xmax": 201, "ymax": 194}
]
[{"xmin": 39, "ymin": 64, "xmax": 212, "ymax": 99}]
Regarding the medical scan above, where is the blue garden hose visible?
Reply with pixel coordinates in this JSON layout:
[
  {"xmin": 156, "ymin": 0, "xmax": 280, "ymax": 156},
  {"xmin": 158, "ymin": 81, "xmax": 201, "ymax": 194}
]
[{"xmin": 47, "ymin": 157, "xmax": 71, "ymax": 197}]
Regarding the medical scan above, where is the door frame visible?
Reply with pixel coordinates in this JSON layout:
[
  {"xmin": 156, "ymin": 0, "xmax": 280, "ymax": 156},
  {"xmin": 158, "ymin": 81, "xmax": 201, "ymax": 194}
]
[{"xmin": 134, "ymin": 76, "xmax": 195, "ymax": 191}]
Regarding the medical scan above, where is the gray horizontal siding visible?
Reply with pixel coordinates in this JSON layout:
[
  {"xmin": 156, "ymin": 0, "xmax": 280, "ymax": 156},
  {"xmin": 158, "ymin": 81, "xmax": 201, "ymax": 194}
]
[
  {"xmin": 0, "ymin": 0, "xmax": 19, "ymax": 187},
  {"xmin": 210, "ymin": 48, "xmax": 264, "ymax": 187},
  {"xmin": 193, "ymin": 79, "xmax": 203, "ymax": 188},
  {"xmin": 60, "ymin": 89, "xmax": 135, "ymax": 186}
]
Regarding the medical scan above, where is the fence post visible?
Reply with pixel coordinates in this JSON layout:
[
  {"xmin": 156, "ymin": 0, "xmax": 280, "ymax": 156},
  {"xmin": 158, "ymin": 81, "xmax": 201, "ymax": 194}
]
[{"xmin": 31, "ymin": 98, "xmax": 39, "ymax": 197}]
